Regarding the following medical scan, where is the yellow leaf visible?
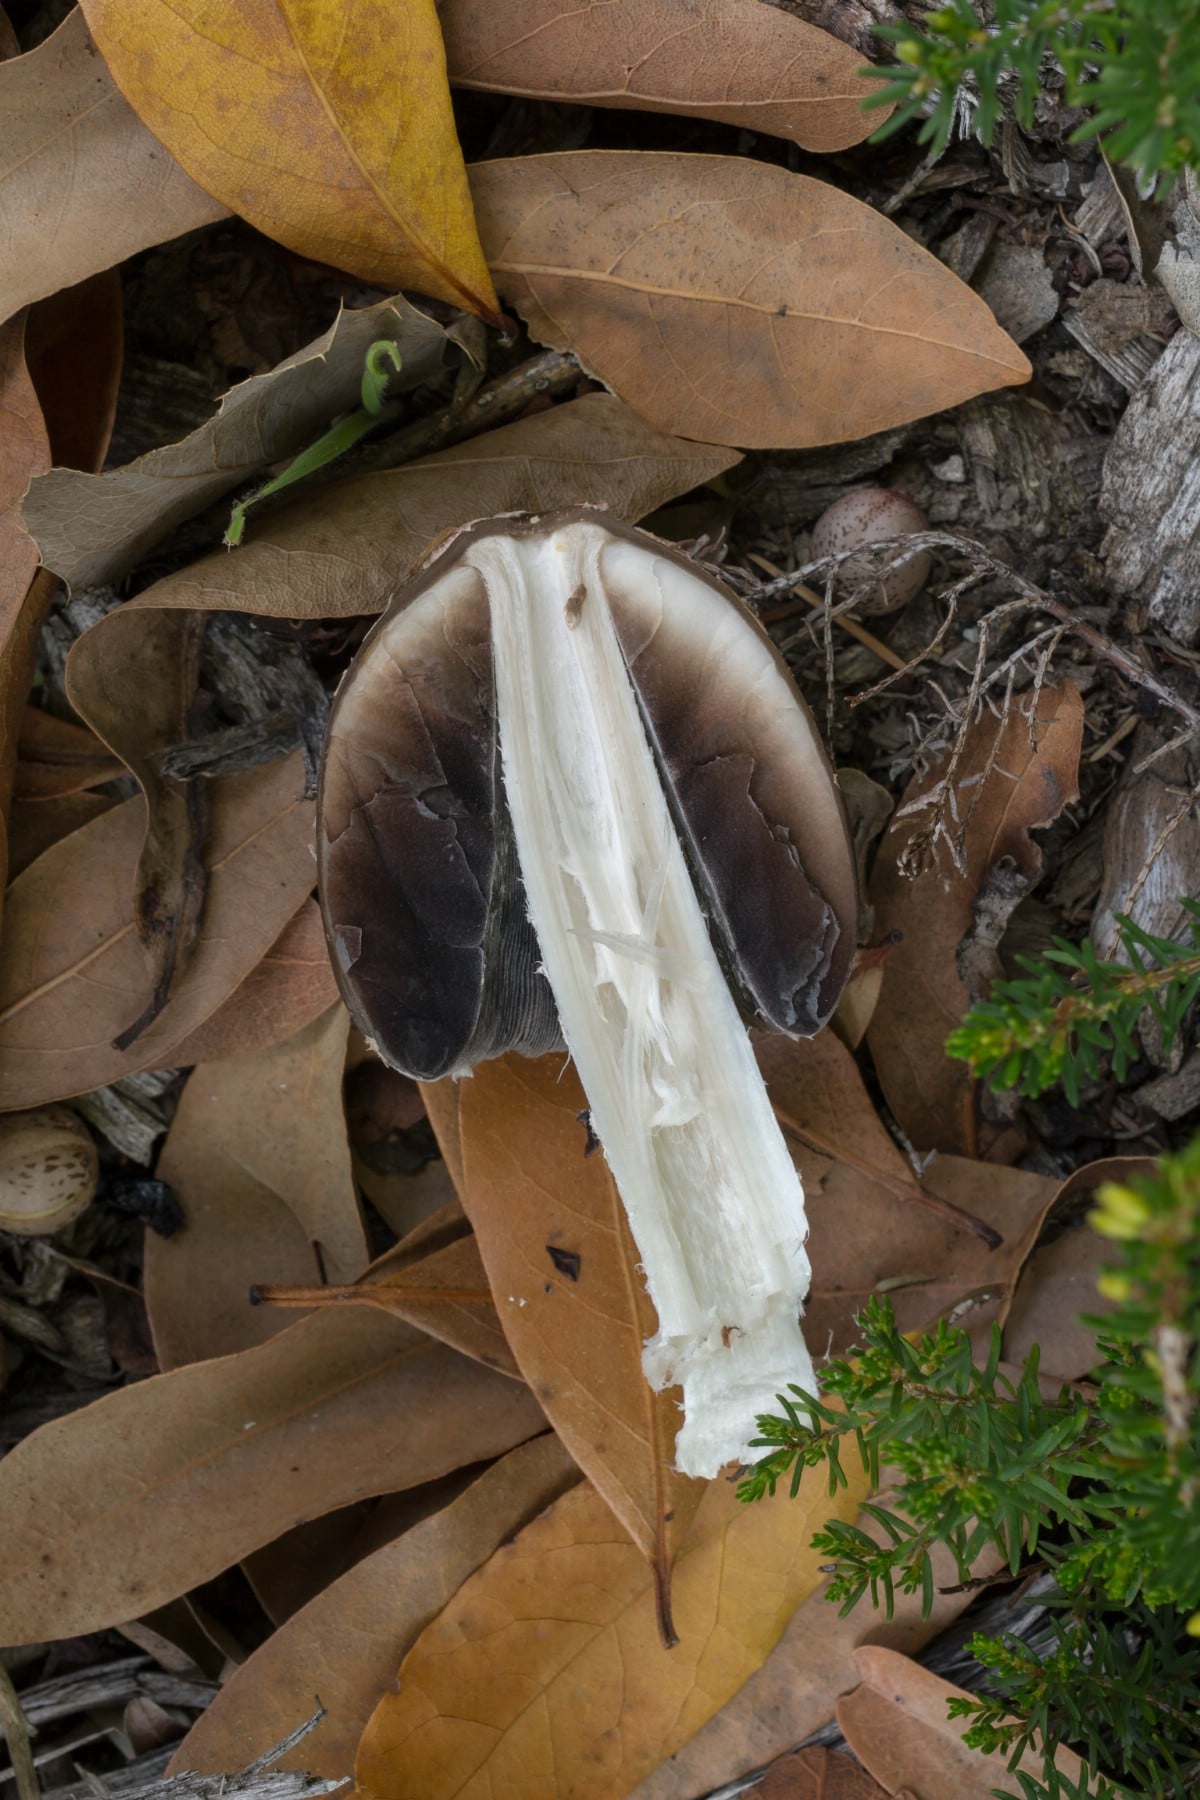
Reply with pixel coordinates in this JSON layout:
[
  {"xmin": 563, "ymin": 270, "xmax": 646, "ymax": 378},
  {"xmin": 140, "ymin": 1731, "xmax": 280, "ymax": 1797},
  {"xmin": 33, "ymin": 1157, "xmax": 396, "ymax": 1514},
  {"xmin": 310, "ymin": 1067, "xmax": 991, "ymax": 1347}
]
[
  {"xmin": 355, "ymin": 1466, "xmax": 867, "ymax": 1799},
  {"xmin": 78, "ymin": 0, "xmax": 500, "ymax": 321}
]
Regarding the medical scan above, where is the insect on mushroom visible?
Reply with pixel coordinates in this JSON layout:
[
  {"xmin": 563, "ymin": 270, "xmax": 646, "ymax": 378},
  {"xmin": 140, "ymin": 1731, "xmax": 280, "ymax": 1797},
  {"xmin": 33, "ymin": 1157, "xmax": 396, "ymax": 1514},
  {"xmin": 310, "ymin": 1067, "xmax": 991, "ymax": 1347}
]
[{"xmin": 316, "ymin": 508, "xmax": 857, "ymax": 1478}]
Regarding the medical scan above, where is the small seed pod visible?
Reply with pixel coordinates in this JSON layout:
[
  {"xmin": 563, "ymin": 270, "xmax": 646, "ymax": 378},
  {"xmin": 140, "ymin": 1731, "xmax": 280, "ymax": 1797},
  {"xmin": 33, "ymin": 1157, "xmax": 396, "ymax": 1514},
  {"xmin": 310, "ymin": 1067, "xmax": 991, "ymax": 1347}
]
[
  {"xmin": 810, "ymin": 485, "xmax": 931, "ymax": 615},
  {"xmin": 0, "ymin": 1105, "xmax": 99, "ymax": 1236}
]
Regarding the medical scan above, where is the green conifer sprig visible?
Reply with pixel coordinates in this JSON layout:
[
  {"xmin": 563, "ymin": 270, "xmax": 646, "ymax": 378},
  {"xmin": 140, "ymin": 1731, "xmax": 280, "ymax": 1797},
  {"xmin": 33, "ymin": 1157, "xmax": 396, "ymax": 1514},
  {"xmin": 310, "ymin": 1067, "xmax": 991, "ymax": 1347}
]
[
  {"xmin": 737, "ymin": 1296, "xmax": 1101, "ymax": 1613},
  {"xmin": 945, "ymin": 901, "xmax": 1200, "ymax": 1104},
  {"xmin": 740, "ymin": 1142, "xmax": 1200, "ymax": 1796},
  {"xmin": 863, "ymin": 0, "xmax": 1200, "ymax": 187}
]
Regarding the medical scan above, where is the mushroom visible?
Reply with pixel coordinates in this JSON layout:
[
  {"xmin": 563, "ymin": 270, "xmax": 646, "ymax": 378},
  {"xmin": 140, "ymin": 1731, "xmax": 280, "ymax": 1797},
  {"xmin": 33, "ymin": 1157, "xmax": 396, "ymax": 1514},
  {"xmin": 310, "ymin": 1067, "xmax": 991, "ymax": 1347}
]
[
  {"xmin": 810, "ymin": 486, "xmax": 931, "ymax": 614},
  {"xmin": 318, "ymin": 509, "xmax": 857, "ymax": 1477}
]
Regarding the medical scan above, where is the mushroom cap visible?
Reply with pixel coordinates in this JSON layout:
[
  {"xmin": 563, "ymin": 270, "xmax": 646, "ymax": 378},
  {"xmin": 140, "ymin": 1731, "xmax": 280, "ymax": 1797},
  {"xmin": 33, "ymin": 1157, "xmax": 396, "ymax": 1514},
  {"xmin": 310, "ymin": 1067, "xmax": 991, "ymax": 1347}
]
[{"xmin": 318, "ymin": 509, "xmax": 857, "ymax": 1079}]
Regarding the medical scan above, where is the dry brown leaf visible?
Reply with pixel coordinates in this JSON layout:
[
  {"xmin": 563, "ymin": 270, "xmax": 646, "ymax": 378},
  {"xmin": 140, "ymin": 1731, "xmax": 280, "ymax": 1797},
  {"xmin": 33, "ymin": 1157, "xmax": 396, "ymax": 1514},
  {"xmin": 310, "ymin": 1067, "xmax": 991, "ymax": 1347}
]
[
  {"xmin": 242, "ymin": 1475, "xmax": 482, "ymax": 1628},
  {"xmin": 170, "ymin": 1004, "xmax": 363, "ymax": 1286},
  {"xmin": 14, "ymin": 708, "xmax": 123, "ymax": 800},
  {"xmin": 6, "ymin": 792, "xmax": 116, "ymax": 880},
  {"xmin": 78, "ymin": 0, "xmax": 499, "ymax": 319},
  {"xmin": 242, "ymin": 1195, "xmax": 517, "ymax": 1630},
  {"xmin": 166, "ymin": 896, "xmax": 340, "ymax": 1067},
  {"xmin": 355, "ymin": 1464, "xmax": 868, "ymax": 1800},
  {"xmin": 145, "ymin": 1005, "xmax": 365, "ymax": 1370},
  {"xmin": 1003, "ymin": 1224, "xmax": 1112, "ymax": 1380},
  {"xmin": 469, "ymin": 152, "xmax": 1031, "ymax": 448},
  {"xmin": 753, "ymin": 1746, "xmax": 892, "ymax": 1799},
  {"xmin": 630, "ymin": 1537, "xmax": 999, "ymax": 1800},
  {"xmin": 0, "ymin": 1306, "xmax": 547, "ymax": 1646},
  {"xmin": 757, "ymin": 1031, "xmax": 1059, "ymax": 1355},
  {"xmin": 171, "ymin": 1435, "xmax": 581, "ymax": 1778},
  {"xmin": 440, "ymin": 0, "xmax": 889, "ymax": 152},
  {"xmin": 0, "ymin": 11, "xmax": 227, "ymax": 327},
  {"xmin": 0, "ymin": 755, "xmax": 317, "ymax": 1109},
  {"xmin": 252, "ymin": 1206, "xmax": 521, "ymax": 1378},
  {"xmin": 25, "ymin": 295, "xmax": 467, "ymax": 592},
  {"xmin": 838, "ymin": 1646, "xmax": 1087, "ymax": 1798},
  {"xmin": 118, "ymin": 1598, "xmax": 230, "ymax": 1681},
  {"xmin": 452, "ymin": 1053, "xmax": 706, "ymax": 1636},
  {"xmin": 867, "ymin": 682, "xmax": 1085, "ymax": 1154},
  {"xmin": 80, "ymin": 394, "xmax": 740, "ymax": 621}
]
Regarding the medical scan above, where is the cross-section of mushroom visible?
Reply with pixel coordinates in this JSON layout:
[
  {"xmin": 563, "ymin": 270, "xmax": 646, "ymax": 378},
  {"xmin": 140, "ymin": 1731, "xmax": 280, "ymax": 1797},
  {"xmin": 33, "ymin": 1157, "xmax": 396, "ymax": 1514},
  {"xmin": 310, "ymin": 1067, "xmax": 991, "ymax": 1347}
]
[{"xmin": 318, "ymin": 509, "xmax": 857, "ymax": 1477}]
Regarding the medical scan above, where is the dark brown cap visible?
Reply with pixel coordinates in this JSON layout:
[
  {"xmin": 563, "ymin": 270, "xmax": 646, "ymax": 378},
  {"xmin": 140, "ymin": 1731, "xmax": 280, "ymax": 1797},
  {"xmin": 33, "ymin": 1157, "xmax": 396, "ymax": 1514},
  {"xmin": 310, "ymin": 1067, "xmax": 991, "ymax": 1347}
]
[{"xmin": 318, "ymin": 509, "xmax": 857, "ymax": 1077}]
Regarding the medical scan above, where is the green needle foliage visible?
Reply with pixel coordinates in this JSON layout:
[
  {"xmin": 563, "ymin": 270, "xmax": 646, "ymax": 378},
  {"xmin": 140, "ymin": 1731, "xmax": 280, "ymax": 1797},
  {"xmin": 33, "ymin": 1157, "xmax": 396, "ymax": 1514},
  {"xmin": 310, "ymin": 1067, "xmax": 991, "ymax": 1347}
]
[
  {"xmin": 863, "ymin": 0, "xmax": 1200, "ymax": 188},
  {"xmin": 740, "ymin": 1141, "xmax": 1200, "ymax": 1797},
  {"xmin": 945, "ymin": 901, "xmax": 1200, "ymax": 1104}
]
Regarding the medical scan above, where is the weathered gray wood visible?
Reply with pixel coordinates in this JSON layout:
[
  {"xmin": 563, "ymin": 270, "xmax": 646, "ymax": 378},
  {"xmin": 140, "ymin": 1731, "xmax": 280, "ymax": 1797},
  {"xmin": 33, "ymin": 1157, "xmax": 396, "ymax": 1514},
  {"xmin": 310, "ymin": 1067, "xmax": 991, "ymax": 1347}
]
[
  {"xmin": 1101, "ymin": 330, "xmax": 1200, "ymax": 643},
  {"xmin": 35, "ymin": 1712, "xmax": 347, "ymax": 1800}
]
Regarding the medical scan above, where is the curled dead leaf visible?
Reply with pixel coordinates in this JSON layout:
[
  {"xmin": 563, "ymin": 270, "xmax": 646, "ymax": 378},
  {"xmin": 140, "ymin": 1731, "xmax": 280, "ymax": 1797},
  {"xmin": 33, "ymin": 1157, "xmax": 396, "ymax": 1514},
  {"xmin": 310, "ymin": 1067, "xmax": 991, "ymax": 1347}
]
[
  {"xmin": 79, "ymin": 395, "xmax": 740, "ymax": 622},
  {"xmin": 25, "ymin": 295, "xmax": 470, "ymax": 593}
]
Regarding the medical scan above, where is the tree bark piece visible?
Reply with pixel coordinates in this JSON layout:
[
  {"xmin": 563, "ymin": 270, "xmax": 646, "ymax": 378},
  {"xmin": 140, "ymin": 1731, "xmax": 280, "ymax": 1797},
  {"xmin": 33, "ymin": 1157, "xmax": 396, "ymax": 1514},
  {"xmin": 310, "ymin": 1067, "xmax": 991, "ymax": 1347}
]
[{"xmin": 1101, "ymin": 330, "xmax": 1200, "ymax": 644}]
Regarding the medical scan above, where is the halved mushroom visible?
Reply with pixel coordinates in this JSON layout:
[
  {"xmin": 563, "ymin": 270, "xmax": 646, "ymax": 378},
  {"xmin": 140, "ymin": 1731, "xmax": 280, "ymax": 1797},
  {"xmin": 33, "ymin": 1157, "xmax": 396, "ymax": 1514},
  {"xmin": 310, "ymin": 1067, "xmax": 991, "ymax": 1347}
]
[{"xmin": 318, "ymin": 508, "xmax": 857, "ymax": 1477}]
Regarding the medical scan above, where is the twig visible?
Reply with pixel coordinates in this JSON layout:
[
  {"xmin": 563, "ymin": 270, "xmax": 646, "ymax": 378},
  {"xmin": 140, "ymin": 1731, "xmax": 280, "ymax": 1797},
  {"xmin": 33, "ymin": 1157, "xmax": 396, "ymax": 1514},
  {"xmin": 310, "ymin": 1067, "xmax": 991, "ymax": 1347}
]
[
  {"xmin": 746, "ymin": 557, "xmax": 908, "ymax": 672},
  {"xmin": 745, "ymin": 530, "xmax": 1200, "ymax": 746},
  {"xmin": 355, "ymin": 349, "xmax": 584, "ymax": 473},
  {"xmin": 0, "ymin": 1663, "xmax": 40, "ymax": 1800},
  {"xmin": 234, "ymin": 1710, "xmax": 337, "ymax": 1779},
  {"xmin": 250, "ymin": 1282, "xmax": 492, "ymax": 1308}
]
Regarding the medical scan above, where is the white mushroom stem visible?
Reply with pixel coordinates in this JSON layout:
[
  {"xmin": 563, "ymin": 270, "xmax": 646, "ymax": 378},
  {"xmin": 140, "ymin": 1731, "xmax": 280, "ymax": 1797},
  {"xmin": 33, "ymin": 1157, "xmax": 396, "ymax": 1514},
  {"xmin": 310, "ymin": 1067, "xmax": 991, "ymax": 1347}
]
[{"xmin": 470, "ymin": 519, "xmax": 816, "ymax": 1478}]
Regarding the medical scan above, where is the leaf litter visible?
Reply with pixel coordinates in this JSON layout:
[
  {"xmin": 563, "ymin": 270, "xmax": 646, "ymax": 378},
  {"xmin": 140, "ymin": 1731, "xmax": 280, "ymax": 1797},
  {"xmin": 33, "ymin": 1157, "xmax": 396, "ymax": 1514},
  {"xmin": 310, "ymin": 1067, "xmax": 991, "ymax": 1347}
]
[{"xmin": 0, "ymin": 6, "xmax": 1178, "ymax": 1797}]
